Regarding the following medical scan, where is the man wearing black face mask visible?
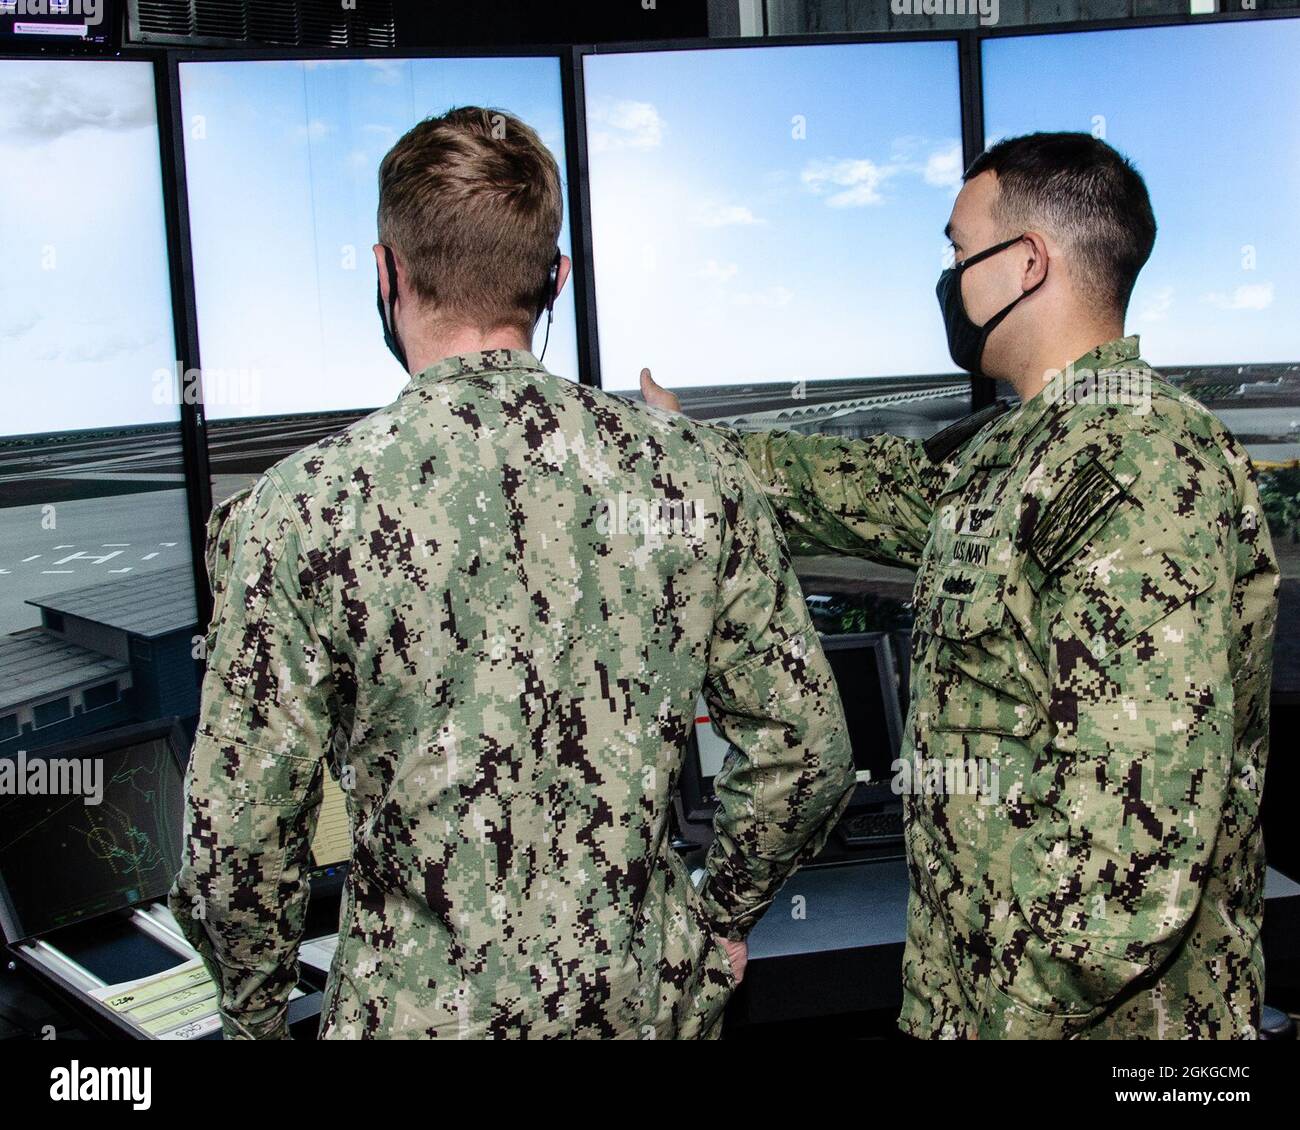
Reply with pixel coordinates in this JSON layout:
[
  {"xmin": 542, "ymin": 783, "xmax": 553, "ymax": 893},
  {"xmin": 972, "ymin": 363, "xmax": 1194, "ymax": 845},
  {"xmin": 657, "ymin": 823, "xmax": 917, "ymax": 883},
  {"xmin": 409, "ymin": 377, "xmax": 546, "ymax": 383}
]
[{"xmin": 642, "ymin": 132, "xmax": 1278, "ymax": 1040}]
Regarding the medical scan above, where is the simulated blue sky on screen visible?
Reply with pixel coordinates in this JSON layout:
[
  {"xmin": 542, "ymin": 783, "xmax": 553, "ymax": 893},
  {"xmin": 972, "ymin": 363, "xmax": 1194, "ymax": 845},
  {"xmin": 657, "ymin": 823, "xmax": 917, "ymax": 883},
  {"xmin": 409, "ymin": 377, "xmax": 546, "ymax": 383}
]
[
  {"xmin": 984, "ymin": 20, "xmax": 1300, "ymax": 369},
  {"xmin": 0, "ymin": 60, "xmax": 178, "ymax": 438},
  {"xmin": 180, "ymin": 57, "xmax": 578, "ymax": 421},
  {"xmin": 583, "ymin": 42, "xmax": 963, "ymax": 391}
]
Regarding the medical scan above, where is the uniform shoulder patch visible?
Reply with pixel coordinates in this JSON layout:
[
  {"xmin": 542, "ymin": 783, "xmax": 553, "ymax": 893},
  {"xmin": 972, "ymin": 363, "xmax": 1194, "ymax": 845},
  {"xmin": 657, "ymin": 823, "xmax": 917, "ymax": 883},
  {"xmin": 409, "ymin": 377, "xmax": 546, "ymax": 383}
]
[{"xmin": 1029, "ymin": 455, "xmax": 1126, "ymax": 575}]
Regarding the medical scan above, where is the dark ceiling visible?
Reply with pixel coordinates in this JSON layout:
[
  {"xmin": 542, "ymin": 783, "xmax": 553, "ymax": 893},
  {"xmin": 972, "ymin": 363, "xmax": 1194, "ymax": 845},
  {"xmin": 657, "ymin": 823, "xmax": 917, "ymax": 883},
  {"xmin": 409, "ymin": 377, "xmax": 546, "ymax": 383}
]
[{"xmin": 395, "ymin": 0, "xmax": 709, "ymax": 47}]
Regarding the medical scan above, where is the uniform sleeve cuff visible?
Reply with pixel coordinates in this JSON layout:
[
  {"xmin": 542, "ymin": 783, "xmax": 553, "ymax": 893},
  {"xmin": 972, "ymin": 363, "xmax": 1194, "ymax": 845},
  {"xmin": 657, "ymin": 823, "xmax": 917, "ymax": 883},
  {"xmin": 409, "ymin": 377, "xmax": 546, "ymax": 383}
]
[{"xmin": 219, "ymin": 1004, "xmax": 292, "ymax": 1041}]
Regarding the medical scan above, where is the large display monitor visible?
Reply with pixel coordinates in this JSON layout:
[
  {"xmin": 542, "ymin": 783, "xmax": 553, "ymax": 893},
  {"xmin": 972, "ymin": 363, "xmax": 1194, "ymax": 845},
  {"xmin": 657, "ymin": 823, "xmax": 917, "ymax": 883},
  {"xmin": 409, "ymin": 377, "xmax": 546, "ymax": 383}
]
[
  {"xmin": 178, "ymin": 54, "xmax": 580, "ymax": 499},
  {"xmin": 982, "ymin": 20, "xmax": 1300, "ymax": 451},
  {"xmin": 581, "ymin": 39, "xmax": 969, "ymax": 438},
  {"xmin": 0, "ymin": 57, "xmax": 199, "ymax": 755}
]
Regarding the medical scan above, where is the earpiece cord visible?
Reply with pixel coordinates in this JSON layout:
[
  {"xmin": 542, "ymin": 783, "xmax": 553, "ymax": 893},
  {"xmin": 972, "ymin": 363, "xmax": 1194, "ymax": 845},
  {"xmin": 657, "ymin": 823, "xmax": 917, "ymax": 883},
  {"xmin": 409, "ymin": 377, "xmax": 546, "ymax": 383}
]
[
  {"xmin": 536, "ymin": 247, "xmax": 561, "ymax": 365},
  {"xmin": 538, "ymin": 307, "xmax": 553, "ymax": 364}
]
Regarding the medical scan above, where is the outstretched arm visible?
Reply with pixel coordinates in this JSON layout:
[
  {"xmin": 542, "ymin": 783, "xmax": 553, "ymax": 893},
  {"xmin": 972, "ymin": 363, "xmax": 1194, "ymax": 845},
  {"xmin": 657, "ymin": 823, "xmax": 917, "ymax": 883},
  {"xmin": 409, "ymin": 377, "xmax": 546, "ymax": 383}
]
[{"xmin": 639, "ymin": 367, "xmax": 949, "ymax": 569}]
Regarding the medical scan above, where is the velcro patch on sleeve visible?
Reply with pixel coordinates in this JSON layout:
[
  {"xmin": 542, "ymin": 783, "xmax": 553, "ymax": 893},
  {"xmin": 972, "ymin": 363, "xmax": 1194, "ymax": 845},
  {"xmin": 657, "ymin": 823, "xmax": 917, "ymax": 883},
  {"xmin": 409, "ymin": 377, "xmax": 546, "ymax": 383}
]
[{"xmin": 1029, "ymin": 457, "xmax": 1125, "ymax": 575}]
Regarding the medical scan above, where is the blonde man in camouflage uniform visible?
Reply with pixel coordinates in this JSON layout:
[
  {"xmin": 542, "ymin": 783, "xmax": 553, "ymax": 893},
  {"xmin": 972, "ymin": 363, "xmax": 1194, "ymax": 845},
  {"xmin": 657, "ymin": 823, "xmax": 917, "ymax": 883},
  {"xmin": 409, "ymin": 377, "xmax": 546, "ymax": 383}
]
[
  {"xmin": 644, "ymin": 133, "xmax": 1279, "ymax": 1039},
  {"xmin": 170, "ymin": 108, "xmax": 854, "ymax": 1040}
]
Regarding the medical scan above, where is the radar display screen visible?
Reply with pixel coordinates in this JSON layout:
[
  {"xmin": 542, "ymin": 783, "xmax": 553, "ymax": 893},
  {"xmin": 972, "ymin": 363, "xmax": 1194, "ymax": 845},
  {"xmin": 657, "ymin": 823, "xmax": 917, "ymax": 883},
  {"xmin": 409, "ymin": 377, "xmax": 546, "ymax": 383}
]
[{"xmin": 0, "ymin": 727, "xmax": 185, "ymax": 942}]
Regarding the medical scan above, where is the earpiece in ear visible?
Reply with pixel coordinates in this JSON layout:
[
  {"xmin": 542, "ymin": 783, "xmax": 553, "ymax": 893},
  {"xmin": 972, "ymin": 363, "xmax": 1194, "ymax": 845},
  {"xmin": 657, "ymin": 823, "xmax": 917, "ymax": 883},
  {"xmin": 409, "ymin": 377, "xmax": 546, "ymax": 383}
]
[
  {"xmin": 536, "ymin": 249, "xmax": 562, "ymax": 364},
  {"xmin": 545, "ymin": 249, "xmax": 561, "ymax": 315}
]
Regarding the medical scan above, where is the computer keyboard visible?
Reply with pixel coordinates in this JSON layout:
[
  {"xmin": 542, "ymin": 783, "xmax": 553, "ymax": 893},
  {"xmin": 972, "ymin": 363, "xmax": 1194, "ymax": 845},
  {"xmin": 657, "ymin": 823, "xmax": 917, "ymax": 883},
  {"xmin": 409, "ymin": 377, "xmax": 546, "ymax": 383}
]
[{"xmin": 837, "ymin": 809, "xmax": 906, "ymax": 848}]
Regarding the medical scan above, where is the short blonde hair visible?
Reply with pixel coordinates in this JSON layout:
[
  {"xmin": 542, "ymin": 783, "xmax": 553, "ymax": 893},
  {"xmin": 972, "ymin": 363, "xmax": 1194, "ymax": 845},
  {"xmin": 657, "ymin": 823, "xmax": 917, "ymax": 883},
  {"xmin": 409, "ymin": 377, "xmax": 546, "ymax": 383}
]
[{"xmin": 378, "ymin": 106, "xmax": 563, "ymax": 333}]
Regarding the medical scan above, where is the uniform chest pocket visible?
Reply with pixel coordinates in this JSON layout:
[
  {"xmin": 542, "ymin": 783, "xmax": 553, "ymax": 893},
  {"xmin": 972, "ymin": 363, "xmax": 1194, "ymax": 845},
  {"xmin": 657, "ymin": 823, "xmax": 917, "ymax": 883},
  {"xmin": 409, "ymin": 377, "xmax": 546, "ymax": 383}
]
[{"xmin": 925, "ymin": 565, "xmax": 1041, "ymax": 740}]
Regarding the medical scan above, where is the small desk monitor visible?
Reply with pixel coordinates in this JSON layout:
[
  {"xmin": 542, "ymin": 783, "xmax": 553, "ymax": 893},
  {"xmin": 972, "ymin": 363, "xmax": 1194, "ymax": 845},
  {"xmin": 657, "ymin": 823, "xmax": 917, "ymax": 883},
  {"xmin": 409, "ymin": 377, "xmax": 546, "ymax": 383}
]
[
  {"xmin": 0, "ymin": 718, "xmax": 188, "ymax": 944},
  {"xmin": 821, "ymin": 632, "xmax": 904, "ymax": 805},
  {"xmin": 678, "ymin": 632, "xmax": 904, "ymax": 822}
]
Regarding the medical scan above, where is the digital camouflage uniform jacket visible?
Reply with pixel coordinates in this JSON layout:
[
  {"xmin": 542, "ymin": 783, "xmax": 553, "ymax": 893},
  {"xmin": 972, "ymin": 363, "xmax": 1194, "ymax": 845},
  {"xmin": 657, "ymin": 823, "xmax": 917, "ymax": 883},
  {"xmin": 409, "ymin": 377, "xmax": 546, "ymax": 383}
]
[
  {"xmin": 735, "ymin": 337, "xmax": 1278, "ymax": 1039},
  {"xmin": 169, "ymin": 349, "xmax": 853, "ymax": 1040}
]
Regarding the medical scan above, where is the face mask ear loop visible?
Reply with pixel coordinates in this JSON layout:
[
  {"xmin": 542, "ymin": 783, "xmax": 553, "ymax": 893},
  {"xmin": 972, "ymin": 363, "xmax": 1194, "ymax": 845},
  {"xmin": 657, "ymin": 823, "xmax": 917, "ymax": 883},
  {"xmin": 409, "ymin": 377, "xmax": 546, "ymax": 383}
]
[
  {"xmin": 380, "ymin": 243, "xmax": 408, "ymax": 371},
  {"xmin": 384, "ymin": 246, "xmax": 400, "ymax": 331},
  {"xmin": 955, "ymin": 233, "xmax": 1028, "ymax": 275},
  {"xmin": 979, "ymin": 264, "xmax": 1049, "ymax": 340}
]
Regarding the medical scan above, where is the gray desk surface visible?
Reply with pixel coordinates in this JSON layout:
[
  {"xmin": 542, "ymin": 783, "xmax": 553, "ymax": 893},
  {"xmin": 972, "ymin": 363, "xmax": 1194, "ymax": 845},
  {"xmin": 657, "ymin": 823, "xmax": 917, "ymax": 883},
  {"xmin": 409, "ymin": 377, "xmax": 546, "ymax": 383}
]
[
  {"xmin": 748, "ymin": 861, "xmax": 1300, "ymax": 962},
  {"xmin": 748, "ymin": 859, "xmax": 908, "ymax": 960}
]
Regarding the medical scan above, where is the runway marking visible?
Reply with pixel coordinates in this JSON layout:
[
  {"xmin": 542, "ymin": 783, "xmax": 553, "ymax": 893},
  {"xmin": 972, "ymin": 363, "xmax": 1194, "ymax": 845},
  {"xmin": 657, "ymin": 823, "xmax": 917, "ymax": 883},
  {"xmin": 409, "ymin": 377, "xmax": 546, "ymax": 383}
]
[
  {"xmin": 22, "ymin": 555, "xmax": 40, "ymax": 562},
  {"xmin": 41, "ymin": 570, "xmax": 74, "ymax": 574},
  {"xmin": 109, "ymin": 568, "xmax": 133, "ymax": 574},
  {"xmin": 159, "ymin": 542, "xmax": 177, "ymax": 547},
  {"xmin": 141, "ymin": 552, "xmax": 159, "ymax": 561},
  {"xmin": 54, "ymin": 544, "xmax": 74, "ymax": 549},
  {"xmin": 103, "ymin": 543, "xmax": 130, "ymax": 547},
  {"xmin": 54, "ymin": 550, "xmax": 123, "ymax": 566}
]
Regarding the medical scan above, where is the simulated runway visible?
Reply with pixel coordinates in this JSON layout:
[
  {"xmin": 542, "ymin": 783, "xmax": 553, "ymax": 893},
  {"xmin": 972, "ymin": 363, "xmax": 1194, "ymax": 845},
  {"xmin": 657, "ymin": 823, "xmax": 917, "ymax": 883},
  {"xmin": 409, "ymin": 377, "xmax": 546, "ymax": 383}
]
[
  {"xmin": 0, "ymin": 490, "xmax": 192, "ymax": 635},
  {"xmin": 3, "ymin": 361, "xmax": 1298, "ymax": 642}
]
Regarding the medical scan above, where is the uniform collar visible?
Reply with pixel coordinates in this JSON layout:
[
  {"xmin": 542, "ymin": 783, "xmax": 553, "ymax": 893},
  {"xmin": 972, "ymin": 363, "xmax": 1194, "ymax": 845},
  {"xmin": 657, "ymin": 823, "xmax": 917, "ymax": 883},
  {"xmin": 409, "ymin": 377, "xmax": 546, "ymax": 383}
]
[
  {"xmin": 404, "ymin": 348, "xmax": 545, "ymax": 389},
  {"xmin": 1002, "ymin": 334, "xmax": 1144, "ymax": 438},
  {"xmin": 1070, "ymin": 334, "xmax": 1142, "ymax": 372}
]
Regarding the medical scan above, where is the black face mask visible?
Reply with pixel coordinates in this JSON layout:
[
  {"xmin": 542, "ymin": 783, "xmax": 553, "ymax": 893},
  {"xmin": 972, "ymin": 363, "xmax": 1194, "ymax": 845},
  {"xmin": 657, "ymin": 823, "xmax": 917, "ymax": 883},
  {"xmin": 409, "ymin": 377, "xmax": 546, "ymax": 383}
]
[
  {"xmin": 376, "ymin": 243, "xmax": 408, "ymax": 371},
  {"xmin": 936, "ymin": 234, "xmax": 1046, "ymax": 376}
]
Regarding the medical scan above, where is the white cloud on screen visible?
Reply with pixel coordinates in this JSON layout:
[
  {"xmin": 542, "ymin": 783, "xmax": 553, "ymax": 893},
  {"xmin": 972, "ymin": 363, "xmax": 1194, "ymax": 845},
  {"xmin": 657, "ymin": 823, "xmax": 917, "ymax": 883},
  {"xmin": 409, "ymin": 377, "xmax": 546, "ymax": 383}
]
[
  {"xmin": 364, "ymin": 59, "xmax": 405, "ymax": 86},
  {"xmin": 923, "ymin": 143, "xmax": 963, "ymax": 190},
  {"xmin": 1203, "ymin": 283, "xmax": 1275, "ymax": 311},
  {"xmin": 1136, "ymin": 285, "xmax": 1175, "ymax": 322},
  {"xmin": 698, "ymin": 259, "xmax": 739, "ymax": 283},
  {"xmin": 587, "ymin": 99, "xmax": 665, "ymax": 153},
  {"xmin": 0, "ymin": 306, "xmax": 40, "ymax": 338},
  {"xmin": 33, "ymin": 325, "xmax": 163, "ymax": 365},
  {"xmin": 802, "ymin": 158, "xmax": 895, "ymax": 207},
  {"xmin": 296, "ymin": 119, "xmax": 332, "ymax": 142},
  {"xmin": 800, "ymin": 140, "xmax": 960, "ymax": 208},
  {"xmin": 694, "ymin": 259, "xmax": 794, "ymax": 308},
  {"xmin": 299, "ymin": 59, "xmax": 403, "ymax": 84},
  {"xmin": 0, "ymin": 68, "xmax": 155, "ymax": 142},
  {"xmin": 691, "ymin": 201, "xmax": 763, "ymax": 227},
  {"xmin": 732, "ymin": 285, "xmax": 794, "ymax": 308},
  {"xmin": 886, "ymin": 136, "xmax": 963, "ymax": 191}
]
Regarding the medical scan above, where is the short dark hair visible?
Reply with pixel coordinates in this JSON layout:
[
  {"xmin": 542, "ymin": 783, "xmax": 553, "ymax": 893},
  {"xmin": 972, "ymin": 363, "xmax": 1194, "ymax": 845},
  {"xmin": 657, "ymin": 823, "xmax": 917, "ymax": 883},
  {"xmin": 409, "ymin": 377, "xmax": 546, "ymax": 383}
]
[
  {"xmin": 964, "ymin": 132, "xmax": 1156, "ymax": 318},
  {"xmin": 378, "ymin": 106, "xmax": 562, "ymax": 334}
]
